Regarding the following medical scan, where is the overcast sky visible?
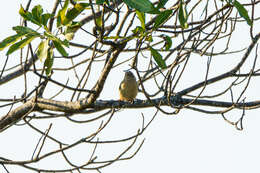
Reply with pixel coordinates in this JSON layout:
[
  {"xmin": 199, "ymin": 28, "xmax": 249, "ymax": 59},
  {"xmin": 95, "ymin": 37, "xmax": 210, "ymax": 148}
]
[{"xmin": 1, "ymin": 0, "xmax": 260, "ymax": 173}]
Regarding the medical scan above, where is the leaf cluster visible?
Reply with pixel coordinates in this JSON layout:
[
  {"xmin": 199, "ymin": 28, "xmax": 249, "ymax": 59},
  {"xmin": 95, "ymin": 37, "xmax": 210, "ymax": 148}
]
[{"xmin": 0, "ymin": 0, "xmax": 253, "ymax": 72}]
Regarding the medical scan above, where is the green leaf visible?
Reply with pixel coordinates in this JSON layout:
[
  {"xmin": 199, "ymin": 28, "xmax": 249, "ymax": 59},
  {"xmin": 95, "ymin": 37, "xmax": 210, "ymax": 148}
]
[
  {"xmin": 154, "ymin": 10, "xmax": 172, "ymax": 30},
  {"xmin": 64, "ymin": 22, "xmax": 80, "ymax": 40},
  {"xmin": 19, "ymin": 5, "xmax": 42, "ymax": 26},
  {"xmin": 161, "ymin": 35, "xmax": 172, "ymax": 51},
  {"xmin": 44, "ymin": 32, "xmax": 69, "ymax": 47},
  {"xmin": 12, "ymin": 26, "xmax": 39, "ymax": 35},
  {"xmin": 96, "ymin": 0, "xmax": 110, "ymax": 4},
  {"xmin": 96, "ymin": 0, "xmax": 105, "ymax": 4},
  {"xmin": 32, "ymin": 5, "xmax": 43, "ymax": 24},
  {"xmin": 95, "ymin": 15, "xmax": 103, "ymax": 28},
  {"xmin": 122, "ymin": 0, "xmax": 159, "ymax": 14},
  {"xmin": 57, "ymin": 0, "xmax": 69, "ymax": 26},
  {"xmin": 132, "ymin": 26, "xmax": 145, "ymax": 34},
  {"xmin": 145, "ymin": 34, "xmax": 153, "ymax": 42},
  {"xmin": 44, "ymin": 48, "xmax": 54, "ymax": 76},
  {"xmin": 136, "ymin": 10, "xmax": 146, "ymax": 29},
  {"xmin": 233, "ymin": 0, "xmax": 252, "ymax": 26},
  {"xmin": 19, "ymin": 5, "xmax": 37, "ymax": 25},
  {"xmin": 66, "ymin": 21, "xmax": 82, "ymax": 33},
  {"xmin": 57, "ymin": 13, "xmax": 62, "ymax": 27},
  {"xmin": 41, "ymin": 13, "xmax": 54, "ymax": 26},
  {"xmin": 19, "ymin": 5, "xmax": 27, "ymax": 17},
  {"xmin": 0, "ymin": 34, "xmax": 25, "ymax": 51},
  {"xmin": 53, "ymin": 40, "xmax": 68, "ymax": 57},
  {"xmin": 63, "ymin": 3, "xmax": 90, "ymax": 25},
  {"xmin": 44, "ymin": 31, "xmax": 58, "ymax": 40},
  {"xmin": 178, "ymin": 1, "xmax": 188, "ymax": 29},
  {"xmin": 19, "ymin": 5, "xmax": 32, "ymax": 20},
  {"xmin": 62, "ymin": 39, "xmax": 70, "ymax": 47},
  {"xmin": 37, "ymin": 40, "xmax": 49, "ymax": 61},
  {"xmin": 149, "ymin": 46, "xmax": 167, "ymax": 69},
  {"xmin": 157, "ymin": 0, "xmax": 169, "ymax": 9},
  {"xmin": 19, "ymin": 5, "xmax": 53, "ymax": 27},
  {"xmin": 6, "ymin": 35, "xmax": 37, "ymax": 55}
]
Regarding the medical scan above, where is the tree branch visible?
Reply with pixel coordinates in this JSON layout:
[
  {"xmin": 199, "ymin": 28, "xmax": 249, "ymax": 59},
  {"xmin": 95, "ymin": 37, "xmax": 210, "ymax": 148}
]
[
  {"xmin": 178, "ymin": 32, "xmax": 260, "ymax": 96},
  {"xmin": 1, "ymin": 95, "xmax": 260, "ymax": 132}
]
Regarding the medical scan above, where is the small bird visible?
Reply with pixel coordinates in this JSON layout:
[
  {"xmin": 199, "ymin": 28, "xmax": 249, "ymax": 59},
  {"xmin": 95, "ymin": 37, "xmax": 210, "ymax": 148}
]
[{"xmin": 119, "ymin": 71, "xmax": 138, "ymax": 102}]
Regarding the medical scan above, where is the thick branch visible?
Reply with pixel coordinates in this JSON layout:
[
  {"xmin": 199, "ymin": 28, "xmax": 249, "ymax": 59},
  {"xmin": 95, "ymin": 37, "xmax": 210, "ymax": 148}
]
[
  {"xmin": 1, "ymin": 95, "xmax": 260, "ymax": 132},
  {"xmin": 85, "ymin": 42, "xmax": 127, "ymax": 105}
]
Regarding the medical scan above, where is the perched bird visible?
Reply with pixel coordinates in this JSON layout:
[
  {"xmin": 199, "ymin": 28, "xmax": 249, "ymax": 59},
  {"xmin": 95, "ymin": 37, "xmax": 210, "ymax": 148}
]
[{"xmin": 119, "ymin": 71, "xmax": 138, "ymax": 102}]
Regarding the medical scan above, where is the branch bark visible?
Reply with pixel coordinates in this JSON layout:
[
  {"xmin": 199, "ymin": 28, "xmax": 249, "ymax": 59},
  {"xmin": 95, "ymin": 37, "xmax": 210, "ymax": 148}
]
[{"xmin": 1, "ymin": 95, "xmax": 260, "ymax": 132}]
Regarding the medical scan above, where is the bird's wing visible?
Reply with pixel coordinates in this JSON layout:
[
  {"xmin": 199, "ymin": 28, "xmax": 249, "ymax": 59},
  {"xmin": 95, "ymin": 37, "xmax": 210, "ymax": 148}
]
[{"xmin": 119, "ymin": 81, "xmax": 125, "ymax": 90}]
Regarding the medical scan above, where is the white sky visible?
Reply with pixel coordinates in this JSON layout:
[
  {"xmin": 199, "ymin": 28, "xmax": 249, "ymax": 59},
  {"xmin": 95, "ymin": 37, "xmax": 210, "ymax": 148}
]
[{"xmin": 0, "ymin": 0, "xmax": 260, "ymax": 173}]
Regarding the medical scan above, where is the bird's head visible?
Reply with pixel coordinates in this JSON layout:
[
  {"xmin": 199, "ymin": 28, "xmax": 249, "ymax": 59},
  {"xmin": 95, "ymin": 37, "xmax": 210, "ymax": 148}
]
[{"xmin": 124, "ymin": 71, "xmax": 136, "ymax": 81}]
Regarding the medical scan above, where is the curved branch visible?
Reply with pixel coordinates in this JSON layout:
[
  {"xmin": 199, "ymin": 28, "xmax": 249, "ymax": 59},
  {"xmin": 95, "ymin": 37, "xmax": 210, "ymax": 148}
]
[
  {"xmin": 0, "ymin": 55, "xmax": 37, "ymax": 85},
  {"xmin": 178, "ymin": 32, "xmax": 260, "ymax": 96}
]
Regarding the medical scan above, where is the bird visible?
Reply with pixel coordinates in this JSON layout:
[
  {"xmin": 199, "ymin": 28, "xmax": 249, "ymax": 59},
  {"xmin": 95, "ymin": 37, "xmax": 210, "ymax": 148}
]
[{"xmin": 119, "ymin": 71, "xmax": 138, "ymax": 102}]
